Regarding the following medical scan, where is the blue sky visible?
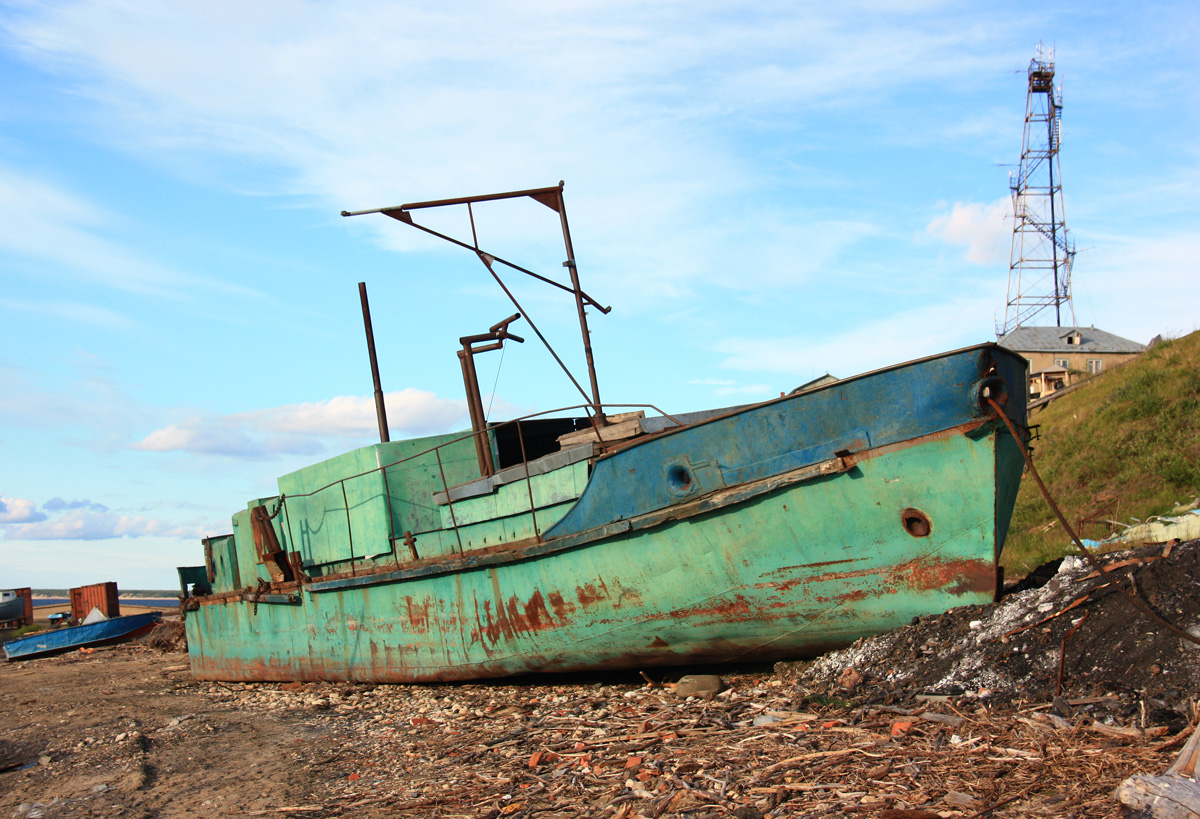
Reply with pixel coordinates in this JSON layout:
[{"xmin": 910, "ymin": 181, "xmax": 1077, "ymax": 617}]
[{"xmin": 2, "ymin": 1, "xmax": 1197, "ymax": 588}]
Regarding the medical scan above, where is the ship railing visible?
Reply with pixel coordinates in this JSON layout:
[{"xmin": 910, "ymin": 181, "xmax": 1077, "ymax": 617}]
[{"xmin": 268, "ymin": 402, "xmax": 685, "ymax": 577}]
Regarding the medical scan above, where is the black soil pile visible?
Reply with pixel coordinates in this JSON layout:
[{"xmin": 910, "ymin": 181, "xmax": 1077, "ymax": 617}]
[{"xmin": 798, "ymin": 539, "xmax": 1200, "ymax": 721}]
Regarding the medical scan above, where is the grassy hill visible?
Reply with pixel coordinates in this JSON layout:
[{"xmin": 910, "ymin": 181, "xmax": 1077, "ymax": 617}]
[{"xmin": 1001, "ymin": 329, "xmax": 1200, "ymax": 574}]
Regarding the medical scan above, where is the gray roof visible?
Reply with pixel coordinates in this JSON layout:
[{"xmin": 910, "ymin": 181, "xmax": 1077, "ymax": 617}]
[{"xmin": 997, "ymin": 325, "xmax": 1147, "ymax": 354}]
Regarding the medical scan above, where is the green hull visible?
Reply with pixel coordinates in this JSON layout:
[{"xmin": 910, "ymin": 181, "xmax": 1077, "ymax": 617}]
[{"xmin": 185, "ymin": 416, "xmax": 1023, "ymax": 682}]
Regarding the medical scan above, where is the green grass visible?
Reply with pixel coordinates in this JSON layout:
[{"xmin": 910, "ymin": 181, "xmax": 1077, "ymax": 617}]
[
  {"xmin": 1001, "ymin": 330, "xmax": 1200, "ymax": 575},
  {"xmin": 7, "ymin": 623, "xmax": 46, "ymax": 638}
]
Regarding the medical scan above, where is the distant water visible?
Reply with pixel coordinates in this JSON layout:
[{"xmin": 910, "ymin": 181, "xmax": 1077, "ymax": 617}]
[{"xmin": 34, "ymin": 598, "xmax": 179, "ymax": 608}]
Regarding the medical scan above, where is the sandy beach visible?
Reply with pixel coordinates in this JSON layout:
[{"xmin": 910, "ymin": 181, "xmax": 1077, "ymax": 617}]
[
  {"xmin": 3, "ymin": 542, "xmax": 1198, "ymax": 817},
  {"xmin": 2, "ymin": 642, "xmax": 1192, "ymax": 819}
]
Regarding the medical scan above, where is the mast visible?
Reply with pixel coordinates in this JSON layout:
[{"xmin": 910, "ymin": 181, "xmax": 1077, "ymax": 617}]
[
  {"xmin": 342, "ymin": 183, "xmax": 611, "ymax": 422},
  {"xmin": 358, "ymin": 282, "xmax": 390, "ymax": 443},
  {"xmin": 552, "ymin": 187, "xmax": 606, "ymax": 423}
]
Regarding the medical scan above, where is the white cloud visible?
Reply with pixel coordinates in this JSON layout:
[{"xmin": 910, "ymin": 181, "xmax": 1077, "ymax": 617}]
[
  {"xmin": 0, "ymin": 496, "xmax": 46, "ymax": 524},
  {"xmin": 0, "ymin": 495, "xmax": 203, "ymax": 541},
  {"xmin": 926, "ymin": 198, "xmax": 1011, "ymax": 266},
  {"xmin": 1, "ymin": 508, "xmax": 202, "ymax": 541},
  {"xmin": 135, "ymin": 388, "xmax": 468, "ymax": 457}
]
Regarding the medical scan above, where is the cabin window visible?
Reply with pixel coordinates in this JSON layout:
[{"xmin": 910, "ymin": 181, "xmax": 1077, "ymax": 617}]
[
  {"xmin": 492, "ymin": 417, "xmax": 585, "ymax": 469},
  {"xmin": 1054, "ymin": 358, "xmax": 1069, "ymax": 369},
  {"xmin": 1087, "ymin": 359, "xmax": 1103, "ymax": 375}
]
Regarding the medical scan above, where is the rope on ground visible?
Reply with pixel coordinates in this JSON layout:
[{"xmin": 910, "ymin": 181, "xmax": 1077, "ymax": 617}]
[{"xmin": 985, "ymin": 395, "xmax": 1200, "ymax": 647}]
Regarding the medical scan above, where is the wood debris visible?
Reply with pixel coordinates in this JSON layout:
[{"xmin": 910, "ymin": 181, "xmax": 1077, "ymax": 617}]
[{"xmin": 180, "ymin": 668, "xmax": 1198, "ymax": 818}]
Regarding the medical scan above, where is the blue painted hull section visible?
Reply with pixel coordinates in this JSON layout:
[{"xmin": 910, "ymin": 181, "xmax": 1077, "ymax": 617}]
[
  {"xmin": 547, "ymin": 344, "xmax": 1024, "ymax": 537},
  {"xmin": 4, "ymin": 612, "xmax": 163, "ymax": 660}
]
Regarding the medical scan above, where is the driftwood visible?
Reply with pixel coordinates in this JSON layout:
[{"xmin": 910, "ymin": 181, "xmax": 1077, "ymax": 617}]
[{"xmin": 1116, "ymin": 720, "xmax": 1200, "ymax": 817}]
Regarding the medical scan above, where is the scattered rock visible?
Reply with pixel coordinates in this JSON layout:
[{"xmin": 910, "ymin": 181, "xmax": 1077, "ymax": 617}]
[
  {"xmin": 672, "ymin": 674, "xmax": 725, "ymax": 699},
  {"xmin": 837, "ymin": 666, "xmax": 863, "ymax": 692},
  {"xmin": 803, "ymin": 539, "xmax": 1200, "ymax": 704}
]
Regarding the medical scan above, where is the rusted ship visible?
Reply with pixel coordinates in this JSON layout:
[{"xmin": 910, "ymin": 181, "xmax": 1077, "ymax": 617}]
[{"xmin": 179, "ymin": 184, "xmax": 1028, "ymax": 682}]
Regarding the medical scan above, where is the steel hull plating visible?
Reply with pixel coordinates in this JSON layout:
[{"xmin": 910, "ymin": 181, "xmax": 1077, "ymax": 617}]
[
  {"xmin": 4, "ymin": 612, "xmax": 162, "ymax": 661},
  {"xmin": 183, "ymin": 344, "xmax": 1027, "ymax": 682}
]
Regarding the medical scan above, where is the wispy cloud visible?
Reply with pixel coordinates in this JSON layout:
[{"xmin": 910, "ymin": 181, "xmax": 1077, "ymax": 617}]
[
  {"xmin": 713, "ymin": 383, "xmax": 772, "ymax": 398},
  {"xmin": 0, "ymin": 167, "xmax": 261, "ymax": 300},
  {"xmin": 1070, "ymin": 231, "xmax": 1200, "ymax": 342},
  {"xmin": 715, "ymin": 292, "xmax": 1005, "ymax": 379},
  {"xmin": 926, "ymin": 197, "xmax": 1011, "ymax": 266},
  {"xmin": 0, "ymin": 297, "xmax": 136, "ymax": 330},
  {"xmin": 43, "ymin": 497, "xmax": 109, "ymax": 513},
  {"xmin": 135, "ymin": 388, "xmax": 468, "ymax": 457},
  {"xmin": 0, "ymin": 353, "xmax": 155, "ymax": 444},
  {"xmin": 0, "ymin": 1, "xmax": 1020, "ymax": 303}
]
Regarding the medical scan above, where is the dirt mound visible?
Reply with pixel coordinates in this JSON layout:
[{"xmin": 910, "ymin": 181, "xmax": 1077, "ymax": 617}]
[{"xmin": 800, "ymin": 539, "xmax": 1200, "ymax": 716}]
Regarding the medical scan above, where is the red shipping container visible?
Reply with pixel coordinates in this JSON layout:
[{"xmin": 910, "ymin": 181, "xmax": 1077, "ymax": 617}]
[
  {"xmin": 15, "ymin": 587, "xmax": 33, "ymax": 626},
  {"xmin": 70, "ymin": 582, "xmax": 120, "ymax": 622}
]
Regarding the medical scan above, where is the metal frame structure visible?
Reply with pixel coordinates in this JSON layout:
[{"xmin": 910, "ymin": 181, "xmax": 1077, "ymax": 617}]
[
  {"xmin": 1001, "ymin": 44, "xmax": 1076, "ymax": 336},
  {"xmin": 343, "ymin": 183, "xmax": 610, "ymax": 425},
  {"xmin": 457, "ymin": 313, "xmax": 524, "ymax": 477},
  {"xmin": 258, "ymin": 399, "xmax": 683, "ymax": 569}
]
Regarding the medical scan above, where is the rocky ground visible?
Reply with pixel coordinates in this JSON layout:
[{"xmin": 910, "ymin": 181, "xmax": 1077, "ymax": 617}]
[
  {"xmin": 801, "ymin": 539, "xmax": 1200, "ymax": 710},
  {"xmin": 2, "ymin": 542, "xmax": 1198, "ymax": 818}
]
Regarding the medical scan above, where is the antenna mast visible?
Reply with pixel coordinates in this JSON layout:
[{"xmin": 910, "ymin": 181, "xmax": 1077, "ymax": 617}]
[{"xmin": 1000, "ymin": 43, "xmax": 1076, "ymax": 336}]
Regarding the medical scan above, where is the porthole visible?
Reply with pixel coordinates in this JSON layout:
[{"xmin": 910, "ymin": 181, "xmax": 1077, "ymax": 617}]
[
  {"xmin": 666, "ymin": 464, "xmax": 693, "ymax": 493},
  {"xmin": 901, "ymin": 508, "xmax": 931, "ymax": 538}
]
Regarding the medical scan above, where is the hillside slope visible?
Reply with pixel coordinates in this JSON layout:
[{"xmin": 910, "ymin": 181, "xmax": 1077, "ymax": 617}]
[{"xmin": 1002, "ymin": 329, "xmax": 1200, "ymax": 573}]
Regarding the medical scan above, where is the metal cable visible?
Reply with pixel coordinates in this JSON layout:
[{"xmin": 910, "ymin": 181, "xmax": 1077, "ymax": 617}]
[{"xmin": 986, "ymin": 396, "xmax": 1200, "ymax": 647}]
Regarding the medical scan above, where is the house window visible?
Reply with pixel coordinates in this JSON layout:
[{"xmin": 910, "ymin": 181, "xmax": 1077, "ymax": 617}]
[
  {"xmin": 1054, "ymin": 358, "xmax": 1069, "ymax": 368},
  {"xmin": 1087, "ymin": 359, "xmax": 1103, "ymax": 375}
]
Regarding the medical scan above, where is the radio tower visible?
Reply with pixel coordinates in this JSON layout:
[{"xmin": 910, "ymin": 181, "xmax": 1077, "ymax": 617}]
[{"xmin": 1000, "ymin": 44, "xmax": 1076, "ymax": 335}]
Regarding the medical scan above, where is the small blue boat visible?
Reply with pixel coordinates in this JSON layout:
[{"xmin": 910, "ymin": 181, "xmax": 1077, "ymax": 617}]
[{"xmin": 3, "ymin": 611, "xmax": 163, "ymax": 660}]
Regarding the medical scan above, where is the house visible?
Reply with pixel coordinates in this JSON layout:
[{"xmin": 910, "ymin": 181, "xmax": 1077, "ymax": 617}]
[
  {"xmin": 791, "ymin": 373, "xmax": 839, "ymax": 394},
  {"xmin": 997, "ymin": 325, "xmax": 1146, "ymax": 400}
]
